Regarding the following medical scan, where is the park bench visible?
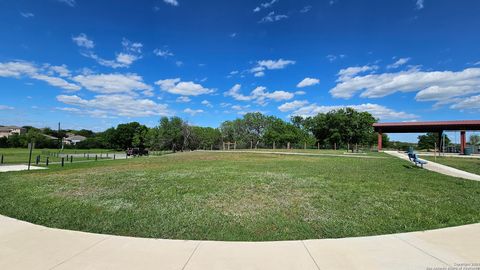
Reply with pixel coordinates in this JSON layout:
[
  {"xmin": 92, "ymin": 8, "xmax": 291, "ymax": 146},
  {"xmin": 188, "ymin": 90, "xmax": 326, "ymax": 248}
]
[{"xmin": 407, "ymin": 152, "xmax": 428, "ymax": 168}]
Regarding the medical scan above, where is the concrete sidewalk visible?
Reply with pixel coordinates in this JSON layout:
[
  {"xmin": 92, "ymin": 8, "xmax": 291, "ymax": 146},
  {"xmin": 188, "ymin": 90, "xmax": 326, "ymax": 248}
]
[
  {"xmin": 0, "ymin": 165, "xmax": 46, "ymax": 173},
  {"xmin": 385, "ymin": 150, "xmax": 480, "ymax": 181},
  {"xmin": 0, "ymin": 215, "xmax": 478, "ymax": 270}
]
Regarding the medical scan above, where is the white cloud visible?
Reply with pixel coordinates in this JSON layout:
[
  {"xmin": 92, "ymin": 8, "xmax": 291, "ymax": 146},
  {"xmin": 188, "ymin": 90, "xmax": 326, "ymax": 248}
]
[
  {"xmin": 57, "ymin": 0, "xmax": 76, "ymax": 7},
  {"xmin": 74, "ymin": 36, "xmax": 142, "ymax": 68},
  {"xmin": 337, "ymin": 65, "xmax": 378, "ymax": 80},
  {"xmin": 0, "ymin": 61, "xmax": 37, "ymax": 77},
  {"xmin": 175, "ymin": 61, "xmax": 183, "ymax": 67},
  {"xmin": 259, "ymin": 11, "xmax": 288, "ymax": 23},
  {"xmin": 330, "ymin": 67, "xmax": 480, "ymax": 108},
  {"xmin": 416, "ymin": 0, "xmax": 424, "ymax": 10},
  {"xmin": 0, "ymin": 61, "xmax": 80, "ymax": 91},
  {"xmin": 184, "ymin": 108, "xmax": 203, "ymax": 116},
  {"xmin": 57, "ymin": 94, "xmax": 170, "ymax": 118},
  {"xmin": 387, "ymin": 57, "xmax": 411, "ymax": 69},
  {"xmin": 153, "ymin": 48, "xmax": 174, "ymax": 57},
  {"xmin": 31, "ymin": 74, "xmax": 80, "ymax": 91},
  {"xmin": 73, "ymin": 73, "xmax": 152, "ymax": 95},
  {"xmin": 72, "ymin": 33, "xmax": 94, "ymax": 49},
  {"xmin": 163, "ymin": 0, "xmax": 179, "ymax": 6},
  {"xmin": 295, "ymin": 90, "xmax": 306, "ymax": 95},
  {"xmin": 20, "ymin": 12, "xmax": 34, "ymax": 18},
  {"xmin": 230, "ymin": 33, "xmax": 238, "ymax": 38},
  {"xmin": 450, "ymin": 95, "xmax": 480, "ymax": 111},
  {"xmin": 225, "ymin": 84, "xmax": 294, "ymax": 105},
  {"xmin": 48, "ymin": 65, "xmax": 71, "ymax": 77},
  {"xmin": 300, "ymin": 6, "xmax": 312, "ymax": 13},
  {"xmin": 201, "ymin": 100, "xmax": 213, "ymax": 107},
  {"xmin": 297, "ymin": 77, "xmax": 320, "ymax": 88},
  {"xmin": 278, "ymin": 100, "xmax": 309, "ymax": 112},
  {"xmin": 176, "ymin": 96, "xmax": 191, "ymax": 103},
  {"xmin": 155, "ymin": 78, "xmax": 214, "ymax": 96},
  {"xmin": 253, "ymin": 0, "xmax": 278, "ymax": 12},
  {"xmin": 250, "ymin": 59, "xmax": 295, "ymax": 77},
  {"xmin": 0, "ymin": 105, "xmax": 14, "ymax": 110},
  {"xmin": 281, "ymin": 101, "xmax": 417, "ymax": 120},
  {"xmin": 326, "ymin": 54, "xmax": 346, "ymax": 62}
]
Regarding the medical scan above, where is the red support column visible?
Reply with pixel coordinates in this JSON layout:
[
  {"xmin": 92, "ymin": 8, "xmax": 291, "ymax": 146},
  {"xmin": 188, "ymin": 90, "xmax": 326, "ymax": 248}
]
[
  {"xmin": 378, "ymin": 132, "xmax": 383, "ymax": 151},
  {"xmin": 460, "ymin": 130, "xmax": 466, "ymax": 154}
]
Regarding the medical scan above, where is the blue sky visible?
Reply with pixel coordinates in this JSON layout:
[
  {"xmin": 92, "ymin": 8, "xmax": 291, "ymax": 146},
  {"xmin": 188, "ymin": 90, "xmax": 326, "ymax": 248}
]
[{"xmin": 1, "ymin": 0, "xmax": 480, "ymax": 142}]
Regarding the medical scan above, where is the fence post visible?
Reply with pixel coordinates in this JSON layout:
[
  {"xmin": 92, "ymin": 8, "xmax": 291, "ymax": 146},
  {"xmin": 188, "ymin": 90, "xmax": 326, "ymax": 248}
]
[
  {"xmin": 61, "ymin": 157, "xmax": 64, "ymax": 167},
  {"xmin": 1, "ymin": 154, "xmax": 3, "ymax": 164},
  {"xmin": 304, "ymin": 142, "xmax": 307, "ymax": 150},
  {"xmin": 35, "ymin": 155, "xmax": 40, "ymax": 165},
  {"xmin": 95, "ymin": 155, "xmax": 98, "ymax": 161},
  {"xmin": 87, "ymin": 154, "xmax": 90, "ymax": 160},
  {"xmin": 113, "ymin": 154, "xmax": 116, "ymax": 160},
  {"xmin": 46, "ymin": 157, "xmax": 49, "ymax": 166},
  {"xmin": 70, "ymin": 156, "xmax": 73, "ymax": 163},
  {"xmin": 273, "ymin": 141, "xmax": 275, "ymax": 150}
]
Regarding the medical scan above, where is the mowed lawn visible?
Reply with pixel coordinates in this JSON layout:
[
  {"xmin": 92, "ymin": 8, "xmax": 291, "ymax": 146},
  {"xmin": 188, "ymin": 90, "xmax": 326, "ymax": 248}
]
[
  {"xmin": 0, "ymin": 148, "xmax": 119, "ymax": 164},
  {"xmin": 1, "ymin": 151, "xmax": 480, "ymax": 241},
  {"xmin": 423, "ymin": 156, "xmax": 480, "ymax": 175}
]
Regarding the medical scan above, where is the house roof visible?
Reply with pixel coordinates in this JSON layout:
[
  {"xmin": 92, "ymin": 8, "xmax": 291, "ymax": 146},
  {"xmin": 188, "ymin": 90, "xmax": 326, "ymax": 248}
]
[
  {"xmin": 373, "ymin": 120, "xmax": 480, "ymax": 133},
  {"xmin": 66, "ymin": 135, "xmax": 87, "ymax": 141},
  {"xmin": 0, "ymin": 126, "xmax": 24, "ymax": 132}
]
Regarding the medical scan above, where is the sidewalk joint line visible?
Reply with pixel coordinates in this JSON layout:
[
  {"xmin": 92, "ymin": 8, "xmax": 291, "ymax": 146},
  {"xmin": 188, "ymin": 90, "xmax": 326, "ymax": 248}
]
[
  {"xmin": 181, "ymin": 241, "xmax": 201, "ymax": 270},
  {"xmin": 49, "ymin": 235, "xmax": 111, "ymax": 270},
  {"xmin": 302, "ymin": 240, "xmax": 321, "ymax": 270},
  {"xmin": 393, "ymin": 235, "xmax": 451, "ymax": 267}
]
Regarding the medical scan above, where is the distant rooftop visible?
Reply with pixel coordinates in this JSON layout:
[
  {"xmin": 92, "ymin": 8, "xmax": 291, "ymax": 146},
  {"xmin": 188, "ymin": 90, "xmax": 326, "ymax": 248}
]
[{"xmin": 373, "ymin": 120, "xmax": 480, "ymax": 133}]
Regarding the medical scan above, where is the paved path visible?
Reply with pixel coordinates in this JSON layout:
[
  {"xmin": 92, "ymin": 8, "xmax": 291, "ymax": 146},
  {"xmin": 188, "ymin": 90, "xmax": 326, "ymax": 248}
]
[
  {"xmin": 0, "ymin": 165, "xmax": 46, "ymax": 173},
  {"xmin": 385, "ymin": 151, "xmax": 480, "ymax": 181},
  {"xmin": 202, "ymin": 150, "xmax": 385, "ymax": 159},
  {"xmin": 0, "ymin": 215, "xmax": 478, "ymax": 269}
]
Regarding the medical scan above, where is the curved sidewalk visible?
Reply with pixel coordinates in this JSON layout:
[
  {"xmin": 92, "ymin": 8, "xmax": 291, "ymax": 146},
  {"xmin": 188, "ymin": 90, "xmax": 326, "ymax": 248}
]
[
  {"xmin": 384, "ymin": 151, "xmax": 480, "ymax": 181},
  {"xmin": 1, "ymin": 215, "xmax": 479, "ymax": 269}
]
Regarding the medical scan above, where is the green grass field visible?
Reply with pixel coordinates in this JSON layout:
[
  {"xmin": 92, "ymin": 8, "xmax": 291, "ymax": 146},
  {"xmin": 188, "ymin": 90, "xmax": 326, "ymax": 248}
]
[
  {"xmin": 1, "ymin": 151, "xmax": 480, "ymax": 241},
  {"xmin": 423, "ymin": 156, "xmax": 480, "ymax": 175},
  {"xmin": 0, "ymin": 148, "xmax": 120, "ymax": 164}
]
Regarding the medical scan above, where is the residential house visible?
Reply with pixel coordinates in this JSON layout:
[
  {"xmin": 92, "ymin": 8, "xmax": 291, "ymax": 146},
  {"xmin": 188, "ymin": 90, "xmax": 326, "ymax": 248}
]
[{"xmin": 0, "ymin": 126, "xmax": 26, "ymax": 138}]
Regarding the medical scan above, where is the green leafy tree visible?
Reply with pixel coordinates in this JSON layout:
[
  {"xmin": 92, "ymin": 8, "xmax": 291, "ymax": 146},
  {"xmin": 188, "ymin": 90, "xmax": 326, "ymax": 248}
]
[{"xmin": 418, "ymin": 133, "xmax": 450, "ymax": 150}]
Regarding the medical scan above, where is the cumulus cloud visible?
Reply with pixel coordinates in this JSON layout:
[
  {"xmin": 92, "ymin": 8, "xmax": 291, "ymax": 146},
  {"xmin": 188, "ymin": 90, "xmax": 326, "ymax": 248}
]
[
  {"xmin": 450, "ymin": 95, "xmax": 480, "ymax": 111},
  {"xmin": 72, "ymin": 73, "xmax": 151, "ymax": 95},
  {"xmin": 48, "ymin": 65, "xmax": 71, "ymax": 77},
  {"xmin": 183, "ymin": 108, "xmax": 203, "ymax": 116},
  {"xmin": 250, "ymin": 59, "xmax": 295, "ymax": 77},
  {"xmin": 31, "ymin": 74, "xmax": 80, "ymax": 91},
  {"xmin": 155, "ymin": 78, "xmax": 214, "ymax": 96},
  {"xmin": 259, "ymin": 11, "xmax": 288, "ymax": 23},
  {"xmin": 0, "ymin": 60, "xmax": 81, "ymax": 91},
  {"xmin": 253, "ymin": 0, "xmax": 278, "ymax": 12},
  {"xmin": 57, "ymin": 0, "xmax": 76, "ymax": 7},
  {"xmin": 279, "ymin": 101, "xmax": 417, "ymax": 120},
  {"xmin": 337, "ymin": 65, "xmax": 378, "ymax": 80},
  {"xmin": 330, "ymin": 67, "xmax": 480, "ymax": 109},
  {"xmin": 201, "ymin": 100, "xmax": 213, "ymax": 107},
  {"xmin": 278, "ymin": 100, "xmax": 309, "ymax": 112},
  {"xmin": 20, "ymin": 12, "xmax": 34, "ymax": 18},
  {"xmin": 416, "ymin": 0, "xmax": 424, "ymax": 10},
  {"xmin": 56, "ymin": 94, "xmax": 170, "ymax": 118},
  {"xmin": 73, "ymin": 36, "xmax": 142, "ymax": 68},
  {"xmin": 225, "ymin": 84, "xmax": 294, "ymax": 105},
  {"xmin": 326, "ymin": 54, "xmax": 346, "ymax": 63},
  {"xmin": 163, "ymin": 0, "xmax": 179, "ymax": 6},
  {"xmin": 387, "ymin": 57, "xmax": 411, "ymax": 69},
  {"xmin": 72, "ymin": 33, "xmax": 94, "ymax": 49},
  {"xmin": 297, "ymin": 77, "xmax": 320, "ymax": 88},
  {"xmin": 153, "ymin": 48, "xmax": 174, "ymax": 57},
  {"xmin": 300, "ymin": 5, "xmax": 312, "ymax": 13},
  {"xmin": 0, "ymin": 105, "xmax": 14, "ymax": 110},
  {"xmin": 176, "ymin": 96, "xmax": 191, "ymax": 103}
]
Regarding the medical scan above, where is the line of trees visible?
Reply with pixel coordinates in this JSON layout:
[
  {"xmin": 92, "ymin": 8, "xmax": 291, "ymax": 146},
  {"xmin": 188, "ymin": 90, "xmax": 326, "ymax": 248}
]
[{"xmin": 0, "ymin": 108, "xmax": 389, "ymax": 151}]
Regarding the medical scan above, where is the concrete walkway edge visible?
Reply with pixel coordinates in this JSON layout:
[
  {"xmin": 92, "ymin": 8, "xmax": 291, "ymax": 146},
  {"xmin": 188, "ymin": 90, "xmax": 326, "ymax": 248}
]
[
  {"xmin": 384, "ymin": 150, "xmax": 480, "ymax": 181},
  {"xmin": 0, "ymin": 215, "xmax": 478, "ymax": 269}
]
